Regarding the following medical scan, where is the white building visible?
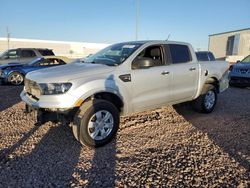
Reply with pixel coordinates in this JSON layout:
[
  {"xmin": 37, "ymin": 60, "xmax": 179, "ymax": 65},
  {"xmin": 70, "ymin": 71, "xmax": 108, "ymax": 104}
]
[
  {"xmin": 0, "ymin": 37, "xmax": 110, "ymax": 58},
  {"xmin": 208, "ymin": 28, "xmax": 250, "ymax": 62}
]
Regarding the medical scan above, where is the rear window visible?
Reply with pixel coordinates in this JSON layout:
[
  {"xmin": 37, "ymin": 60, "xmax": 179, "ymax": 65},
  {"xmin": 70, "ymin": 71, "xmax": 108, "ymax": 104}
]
[
  {"xmin": 38, "ymin": 49, "xmax": 54, "ymax": 56},
  {"xmin": 169, "ymin": 44, "xmax": 192, "ymax": 64}
]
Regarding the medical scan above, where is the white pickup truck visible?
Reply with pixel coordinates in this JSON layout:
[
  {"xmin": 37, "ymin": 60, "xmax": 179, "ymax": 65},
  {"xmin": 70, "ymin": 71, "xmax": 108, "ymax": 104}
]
[{"xmin": 21, "ymin": 40, "xmax": 229, "ymax": 147}]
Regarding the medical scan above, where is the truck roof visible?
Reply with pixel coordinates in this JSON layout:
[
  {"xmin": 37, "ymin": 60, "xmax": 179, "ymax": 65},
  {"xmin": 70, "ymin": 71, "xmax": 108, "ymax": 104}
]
[{"xmin": 116, "ymin": 40, "xmax": 191, "ymax": 46}]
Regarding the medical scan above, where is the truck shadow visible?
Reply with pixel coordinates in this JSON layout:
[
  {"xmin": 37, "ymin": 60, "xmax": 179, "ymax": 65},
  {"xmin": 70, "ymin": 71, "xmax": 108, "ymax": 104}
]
[
  {"xmin": 0, "ymin": 122, "xmax": 117, "ymax": 187},
  {"xmin": 0, "ymin": 123, "xmax": 83, "ymax": 187},
  {"xmin": 0, "ymin": 85, "xmax": 22, "ymax": 112},
  {"xmin": 173, "ymin": 90, "xmax": 250, "ymax": 172}
]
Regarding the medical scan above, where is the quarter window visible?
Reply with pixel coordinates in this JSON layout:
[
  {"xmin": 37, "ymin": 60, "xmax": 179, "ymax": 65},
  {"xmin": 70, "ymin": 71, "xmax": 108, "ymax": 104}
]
[{"xmin": 169, "ymin": 44, "xmax": 192, "ymax": 64}]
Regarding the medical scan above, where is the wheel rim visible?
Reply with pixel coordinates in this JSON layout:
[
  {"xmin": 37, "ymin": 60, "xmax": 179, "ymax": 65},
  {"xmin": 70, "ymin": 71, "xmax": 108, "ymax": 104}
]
[
  {"xmin": 204, "ymin": 90, "xmax": 215, "ymax": 110},
  {"xmin": 10, "ymin": 73, "xmax": 23, "ymax": 85},
  {"xmin": 87, "ymin": 110, "xmax": 114, "ymax": 141}
]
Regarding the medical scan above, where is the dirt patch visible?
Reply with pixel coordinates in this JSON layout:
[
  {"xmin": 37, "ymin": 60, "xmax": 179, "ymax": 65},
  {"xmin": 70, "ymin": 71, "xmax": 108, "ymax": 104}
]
[{"xmin": 0, "ymin": 86, "xmax": 249, "ymax": 187}]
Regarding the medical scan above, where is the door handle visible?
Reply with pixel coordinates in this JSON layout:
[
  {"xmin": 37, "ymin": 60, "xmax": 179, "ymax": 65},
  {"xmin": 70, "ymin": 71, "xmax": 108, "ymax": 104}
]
[
  {"xmin": 189, "ymin": 67, "xmax": 196, "ymax": 71},
  {"xmin": 161, "ymin": 71, "xmax": 170, "ymax": 75}
]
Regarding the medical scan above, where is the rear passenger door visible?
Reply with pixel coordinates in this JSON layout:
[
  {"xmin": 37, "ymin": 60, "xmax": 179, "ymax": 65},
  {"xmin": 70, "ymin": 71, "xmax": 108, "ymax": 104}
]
[{"xmin": 166, "ymin": 44, "xmax": 199, "ymax": 101}]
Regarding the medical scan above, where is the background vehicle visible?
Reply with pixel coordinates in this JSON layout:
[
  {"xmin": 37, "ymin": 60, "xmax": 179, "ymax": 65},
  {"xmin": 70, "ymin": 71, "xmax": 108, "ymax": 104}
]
[
  {"xmin": 229, "ymin": 54, "xmax": 250, "ymax": 87},
  {"xmin": 21, "ymin": 41, "xmax": 229, "ymax": 148},
  {"xmin": 196, "ymin": 51, "xmax": 215, "ymax": 61},
  {"xmin": 0, "ymin": 48, "xmax": 55, "ymax": 65},
  {"xmin": 0, "ymin": 56, "xmax": 70, "ymax": 85}
]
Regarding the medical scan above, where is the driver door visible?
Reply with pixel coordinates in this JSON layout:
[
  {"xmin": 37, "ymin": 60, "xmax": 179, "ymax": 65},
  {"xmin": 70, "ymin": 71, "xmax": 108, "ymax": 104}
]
[{"xmin": 130, "ymin": 45, "xmax": 172, "ymax": 113}]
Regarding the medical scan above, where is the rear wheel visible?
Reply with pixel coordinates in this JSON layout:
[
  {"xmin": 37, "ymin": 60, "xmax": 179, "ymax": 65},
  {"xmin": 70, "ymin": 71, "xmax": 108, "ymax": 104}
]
[
  {"xmin": 8, "ymin": 72, "xmax": 24, "ymax": 85},
  {"xmin": 72, "ymin": 99, "xmax": 119, "ymax": 147},
  {"xmin": 192, "ymin": 84, "xmax": 217, "ymax": 113}
]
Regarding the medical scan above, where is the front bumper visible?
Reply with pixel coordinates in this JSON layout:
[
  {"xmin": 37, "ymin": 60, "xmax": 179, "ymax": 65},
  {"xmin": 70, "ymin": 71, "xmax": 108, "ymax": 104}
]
[
  {"xmin": 20, "ymin": 90, "xmax": 80, "ymax": 111},
  {"xmin": 229, "ymin": 76, "xmax": 250, "ymax": 86}
]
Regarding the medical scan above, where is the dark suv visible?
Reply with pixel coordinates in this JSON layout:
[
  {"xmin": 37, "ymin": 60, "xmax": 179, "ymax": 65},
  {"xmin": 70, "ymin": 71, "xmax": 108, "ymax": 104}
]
[{"xmin": 0, "ymin": 48, "xmax": 55, "ymax": 65}]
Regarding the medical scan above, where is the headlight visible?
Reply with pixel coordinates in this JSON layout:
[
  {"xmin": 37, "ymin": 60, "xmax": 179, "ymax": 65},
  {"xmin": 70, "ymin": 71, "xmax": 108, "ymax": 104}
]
[{"xmin": 38, "ymin": 83, "xmax": 72, "ymax": 95}]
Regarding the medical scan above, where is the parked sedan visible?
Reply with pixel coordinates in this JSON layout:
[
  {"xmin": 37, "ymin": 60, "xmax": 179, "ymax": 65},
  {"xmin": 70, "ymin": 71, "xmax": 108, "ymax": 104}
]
[
  {"xmin": 0, "ymin": 56, "xmax": 70, "ymax": 85},
  {"xmin": 229, "ymin": 54, "xmax": 250, "ymax": 87}
]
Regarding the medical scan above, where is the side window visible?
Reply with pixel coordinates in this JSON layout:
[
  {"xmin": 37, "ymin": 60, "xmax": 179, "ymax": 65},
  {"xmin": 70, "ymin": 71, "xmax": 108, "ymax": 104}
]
[
  {"xmin": 7, "ymin": 50, "xmax": 19, "ymax": 59},
  {"xmin": 38, "ymin": 59, "xmax": 49, "ymax": 66},
  {"xmin": 47, "ymin": 58, "xmax": 61, "ymax": 65},
  {"xmin": 208, "ymin": 52, "xmax": 215, "ymax": 61},
  {"xmin": 38, "ymin": 49, "xmax": 54, "ymax": 56},
  {"xmin": 132, "ymin": 46, "xmax": 164, "ymax": 69},
  {"xmin": 169, "ymin": 44, "xmax": 192, "ymax": 64},
  {"xmin": 20, "ymin": 50, "xmax": 36, "ymax": 58},
  {"xmin": 58, "ymin": 59, "xmax": 66, "ymax": 65}
]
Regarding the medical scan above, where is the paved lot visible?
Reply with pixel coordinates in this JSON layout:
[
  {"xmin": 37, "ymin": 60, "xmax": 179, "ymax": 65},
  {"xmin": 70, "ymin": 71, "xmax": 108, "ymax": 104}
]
[{"xmin": 0, "ymin": 85, "xmax": 249, "ymax": 187}]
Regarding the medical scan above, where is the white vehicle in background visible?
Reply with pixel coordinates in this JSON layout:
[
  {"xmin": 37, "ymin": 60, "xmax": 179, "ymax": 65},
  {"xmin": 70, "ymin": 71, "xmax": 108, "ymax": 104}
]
[{"xmin": 21, "ymin": 40, "xmax": 229, "ymax": 147}]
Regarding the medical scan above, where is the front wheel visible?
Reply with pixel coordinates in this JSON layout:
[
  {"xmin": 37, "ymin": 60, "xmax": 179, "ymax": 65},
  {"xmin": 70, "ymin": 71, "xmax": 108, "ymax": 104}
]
[
  {"xmin": 72, "ymin": 99, "xmax": 119, "ymax": 147},
  {"xmin": 8, "ymin": 72, "xmax": 24, "ymax": 85},
  {"xmin": 192, "ymin": 84, "xmax": 217, "ymax": 113}
]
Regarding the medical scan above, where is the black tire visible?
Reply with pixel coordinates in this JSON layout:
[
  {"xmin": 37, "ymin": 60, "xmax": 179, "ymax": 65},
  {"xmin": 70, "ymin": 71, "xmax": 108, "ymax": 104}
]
[
  {"xmin": 192, "ymin": 84, "xmax": 217, "ymax": 113},
  {"xmin": 8, "ymin": 72, "xmax": 24, "ymax": 85},
  {"xmin": 72, "ymin": 99, "xmax": 119, "ymax": 147}
]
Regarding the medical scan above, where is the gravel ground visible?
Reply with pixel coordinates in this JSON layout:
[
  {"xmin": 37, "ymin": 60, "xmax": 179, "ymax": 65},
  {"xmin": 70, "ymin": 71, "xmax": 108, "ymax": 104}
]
[{"xmin": 0, "ymin": 85, "xmax": 249, "ymax": 187}]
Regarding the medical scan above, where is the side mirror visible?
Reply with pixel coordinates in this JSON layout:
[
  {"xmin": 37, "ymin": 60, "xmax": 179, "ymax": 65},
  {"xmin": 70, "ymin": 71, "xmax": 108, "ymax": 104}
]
[
  {"xmin": 236, "ymin": 60, "xmax": 240, "ymax": 64},
  {"xmin": 132, "ymin": 58, "xmax": 154, "ymax": 69}
]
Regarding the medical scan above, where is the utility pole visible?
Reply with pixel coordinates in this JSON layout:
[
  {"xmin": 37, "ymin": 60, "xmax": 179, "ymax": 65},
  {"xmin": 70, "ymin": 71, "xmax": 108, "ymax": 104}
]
[
  {"xmin": 6, "ymin": 27, "xmax": 10, "ymax": 50},
  {"xmin": 135, "ymin": 0, "xmax": 139, "ymax": 40}
]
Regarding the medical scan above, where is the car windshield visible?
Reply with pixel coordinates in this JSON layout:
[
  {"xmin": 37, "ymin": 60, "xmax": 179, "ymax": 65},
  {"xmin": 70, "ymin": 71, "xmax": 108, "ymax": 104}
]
[
  {"xmin": 241, "ymin": 55, "xmax": 250, "ymax": 63},
  {"xmin": 84, "ymin": 42, "xmax": 143, "ymax": 66},
  {"xmin": 28, "ymin": 57, "xmax": 43, "ymax": 65}
]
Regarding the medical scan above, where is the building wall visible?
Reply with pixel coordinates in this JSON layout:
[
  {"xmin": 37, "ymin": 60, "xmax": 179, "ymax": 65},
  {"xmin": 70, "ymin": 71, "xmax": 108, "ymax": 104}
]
[
  {"xmin": 0, "ymin": 38, "xmax": 109, "ymax": 58},
  {"xmin": 209, "ymin": 29, "xmax": 250, "ymax": 60}
]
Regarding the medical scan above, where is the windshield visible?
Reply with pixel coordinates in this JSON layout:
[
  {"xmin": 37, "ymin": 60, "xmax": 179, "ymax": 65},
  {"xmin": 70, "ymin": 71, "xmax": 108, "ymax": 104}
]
[
  {"xmin": 84, "ymin": 42, "xmax": 143, "ymax": 66},
  {"xmin": 241, "ymin": 55, "xmax": 250, "ymax": 63},
  {"xmin": 28, "ymin": 57, "xmax": 43, "ymax": 65}
]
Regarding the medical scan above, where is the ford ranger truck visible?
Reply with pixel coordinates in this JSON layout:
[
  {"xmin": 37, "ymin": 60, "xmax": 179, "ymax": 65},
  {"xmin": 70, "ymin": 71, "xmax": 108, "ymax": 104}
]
[{"xmin": 21, "ymin": 41, "xmax": 229, "ymax": 147}]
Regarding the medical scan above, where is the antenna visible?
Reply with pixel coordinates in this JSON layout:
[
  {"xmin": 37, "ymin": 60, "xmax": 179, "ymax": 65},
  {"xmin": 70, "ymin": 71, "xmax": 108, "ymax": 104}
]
[
  {"xmin": 6, "ymin": 27, "xmax": 10, "ymax": 50},
  {"xmin": 166, "ymin": 34, "xmax": 171, "ymax": 41},
  {"xmin": 135, "ymin": 0, "xmax": 139, "ymax": 40}
]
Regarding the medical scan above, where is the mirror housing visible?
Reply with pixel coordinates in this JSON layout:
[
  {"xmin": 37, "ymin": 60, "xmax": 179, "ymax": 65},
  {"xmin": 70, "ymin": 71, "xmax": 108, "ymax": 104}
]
[
  {"xmin": 236, "ymin": 60, "xmax": 240, "ymax": 64},
  {"xmin": 132, "ymin": 58, "xmax": 154, "ymax": 69}
]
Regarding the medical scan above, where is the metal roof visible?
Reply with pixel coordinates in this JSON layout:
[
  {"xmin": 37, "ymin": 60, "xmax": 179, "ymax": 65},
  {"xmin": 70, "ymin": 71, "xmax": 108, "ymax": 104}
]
[{"xmin": 209, "ymin": 28, "xmax": 250, "ymax": 37}]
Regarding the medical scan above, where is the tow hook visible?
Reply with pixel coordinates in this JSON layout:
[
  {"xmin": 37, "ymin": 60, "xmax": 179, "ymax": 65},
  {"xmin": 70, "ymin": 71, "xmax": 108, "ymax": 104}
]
[{"xmin": 24, "ymin": 104, "xmax": 33, "ymax": 113}]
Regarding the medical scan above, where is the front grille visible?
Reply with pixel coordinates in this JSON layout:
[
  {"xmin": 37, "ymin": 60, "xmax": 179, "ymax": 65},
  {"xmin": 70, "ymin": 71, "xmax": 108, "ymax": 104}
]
[
  {"xmin": 235, "ymin": 68, "xmax": 250, "ymax": 74},
  {"xmin": 24, "ymin": 79, "xmax": 41, "ymax": 99},
  {"xmin": 230, "ymin": 76, "xmax": 250, "ymax": 83}
]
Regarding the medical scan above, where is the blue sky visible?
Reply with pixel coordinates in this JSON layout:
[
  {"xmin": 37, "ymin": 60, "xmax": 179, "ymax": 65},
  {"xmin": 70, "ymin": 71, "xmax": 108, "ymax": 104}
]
[{"xmin": 0, "ymin": 0, "xmax": 249, "ymax": 50}]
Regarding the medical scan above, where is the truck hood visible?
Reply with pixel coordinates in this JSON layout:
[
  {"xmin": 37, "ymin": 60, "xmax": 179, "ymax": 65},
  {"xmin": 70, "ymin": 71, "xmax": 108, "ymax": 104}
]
[{"xmin": 26, "ymin": 63, "xmax": 115, "ymax": 83}]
